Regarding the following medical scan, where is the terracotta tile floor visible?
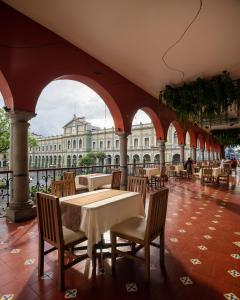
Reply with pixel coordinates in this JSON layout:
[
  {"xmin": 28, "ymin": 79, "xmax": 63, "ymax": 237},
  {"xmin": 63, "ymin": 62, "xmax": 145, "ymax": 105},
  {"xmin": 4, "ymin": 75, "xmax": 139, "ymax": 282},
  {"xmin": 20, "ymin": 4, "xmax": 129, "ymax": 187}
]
[{"xmin": 0, "ymin": 175, "xmax": 240, "ymax": 300}]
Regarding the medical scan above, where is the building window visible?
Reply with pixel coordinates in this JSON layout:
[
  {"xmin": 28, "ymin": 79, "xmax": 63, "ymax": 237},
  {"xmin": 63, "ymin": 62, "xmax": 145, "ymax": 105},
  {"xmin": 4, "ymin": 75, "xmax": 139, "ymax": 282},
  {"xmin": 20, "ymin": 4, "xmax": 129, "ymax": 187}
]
[
  {"xmin": 50, "ymin": 145, "xmax": 52, "ymax": 151},
  {"xmin": 59, "ymin": 144, "xmax": 61, "ymax": 150},
  {"xmin": 115, "ymin": 140, "xmax": 119, "ymax": 149},
  {"xmin": 92, "ymin": 141, "xmax": 96, "ymax": 149},
  {"xmin": 79, "ymin": 139, "xmax": 82, "ymax": 149},
  {"xmin": 67, "ymin": 140, "xmax": 71, "ymax": 149},
  {"xmin": 46, "ymin": 146, "xmax": 48, "ymax": 151},
  {"xmin": 134, "ymin": 138, "xmax": 138, "ymax": 148},
  {"xmin": 100, "ymin": 141, "xmax": 103, "ymax": 149},
  {"xmin": 42, "ymin": 146, "xmax": 44, "ymax": 151},
  {"xmin": 107, "ymin": 140, "xmax": 111, "ymax": 149},
  {"xmin": 173, "ymin": 131, "xmax": 178, "ymax": 145},
  {"xmin": 54, "ymin": 145, "xmax": 57, "ymax": 151},
  {"xmin": 39, "ymin": 147, "xmax": 40, "ymax": 151},
  {"xmin": 144, "ymin": 137, "xmax": 149, "ymax": 147},
  {"xmin": 73, "ymin": 140, "xmax": 76, "ymax": 149}
]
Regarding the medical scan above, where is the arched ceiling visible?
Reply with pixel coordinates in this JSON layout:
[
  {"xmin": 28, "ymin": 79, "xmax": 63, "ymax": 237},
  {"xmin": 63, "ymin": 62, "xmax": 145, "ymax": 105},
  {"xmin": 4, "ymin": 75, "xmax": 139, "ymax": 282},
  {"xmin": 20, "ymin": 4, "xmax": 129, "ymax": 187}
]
[{"xmin": 2, "ymin": 0, "xmax": 240, "ymax": 99}]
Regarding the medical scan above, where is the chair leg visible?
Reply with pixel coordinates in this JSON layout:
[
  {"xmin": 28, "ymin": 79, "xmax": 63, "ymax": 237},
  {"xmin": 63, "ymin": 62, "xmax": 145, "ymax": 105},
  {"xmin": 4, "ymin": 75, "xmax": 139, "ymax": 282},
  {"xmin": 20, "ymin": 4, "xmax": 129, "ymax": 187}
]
[
  {"xmin": 144, "ymin": 245, "xmax": 150, "ymax": 282},
  {"xmin": 111, "ymin": 232, "xmax": 117, "ymax": 273},
  {"xmin": 38, "ymin": 238, "xmax": 44, "ymax": 278},
  {"xmin": 58, "ymin": 250, "xmax": 65, "ymax": 292},
  {"xmin": 160, "ymin": 231, "xmax": 165, "ymax": 268},
  {"xmin": 131, "ymin": 242, "xmax": 136, "ymax": 253}
]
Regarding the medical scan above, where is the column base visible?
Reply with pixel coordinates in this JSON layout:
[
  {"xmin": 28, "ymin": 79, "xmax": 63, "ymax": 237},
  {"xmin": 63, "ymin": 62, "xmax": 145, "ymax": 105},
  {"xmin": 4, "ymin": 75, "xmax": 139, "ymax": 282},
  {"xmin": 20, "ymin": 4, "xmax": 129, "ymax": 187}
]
[{"xmin": 6, "ymin": 204, "xmax": 36, "ymax": 222}]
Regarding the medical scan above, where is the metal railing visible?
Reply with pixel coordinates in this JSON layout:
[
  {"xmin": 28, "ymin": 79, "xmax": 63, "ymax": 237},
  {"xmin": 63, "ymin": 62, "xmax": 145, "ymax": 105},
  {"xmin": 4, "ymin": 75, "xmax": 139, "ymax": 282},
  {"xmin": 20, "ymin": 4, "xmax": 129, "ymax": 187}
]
[{"xmin": 0, "ymin": 161, "xmax": 182, "ymax": 216}]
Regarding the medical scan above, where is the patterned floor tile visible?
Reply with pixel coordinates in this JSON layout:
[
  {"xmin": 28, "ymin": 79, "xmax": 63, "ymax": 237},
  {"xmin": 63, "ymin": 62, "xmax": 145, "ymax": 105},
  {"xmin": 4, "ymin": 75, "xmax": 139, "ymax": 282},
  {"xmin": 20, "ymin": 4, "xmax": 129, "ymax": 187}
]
[
  {"xmin": 41, "ymin": 271, "xmax": 53, "ymax": 279},
  {"xmin": 208, "ymin": 227, "xmax": 216, "ymax": 231},
  {"xmin": 203, "ymin": 235, "xmax": 212, "ymax": 239},
  {"xmin": 228, "ymin": 270, "xmax": 240, "ymax": 278},
  {"xmin": 0, "ymin": 295, "xmax": 14, "ymax": 300},
  {"xmin": 10, "ymin": 249, "xmax": 21, "ymax": 254},
  {"xmin": 125, "ymin": 283, "xmax": 138, "ymax": 292},
  {"xmin": 212, "ymin": 220, "xmax": 219, "ymax": 224},
  {"xmin": 180, "ymin": 276, "xmax": 193, "ymax": 285},
  {"xmin": 224, "ymin": 293, "xmax": 239, "ymax": 300},
  {"xmin": 233, "ymin": 242, "xmax": 240, "ymax": 247},
  {"xmin": 234, "ymin": 232, "xmax": 240, "ymax": 236},
  {"xmin": 178, "ymin": 229, "xmax": 186, "ymax": 233},
  {"xmin": 198, "ymin": 245, "xmax": 208, "ymax": 251},
  {"xmin": 230, "ymin": 254, "xmax": 240, "ymax": 259},
  {"xmin": 170, "ymin": 238, "xmax": 179, "ymax": 243},
  {"xmin": 24, "ymin": 258, "xmax": 35, "ymax": 265},
  {"xmin": 65, "ymin": 289, "xmax": 77, "ymax": 298},
  {"xmin": 185, "ymin": 222, "xmax": 192, "ymax": 226},
  {"xmin": 190, "ymin": 258, "xmax": 202, "ymax": 265}
]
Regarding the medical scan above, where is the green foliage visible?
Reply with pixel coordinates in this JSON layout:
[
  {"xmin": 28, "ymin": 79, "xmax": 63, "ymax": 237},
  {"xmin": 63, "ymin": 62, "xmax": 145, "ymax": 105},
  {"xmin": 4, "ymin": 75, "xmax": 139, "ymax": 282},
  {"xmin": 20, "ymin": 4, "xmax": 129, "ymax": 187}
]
[
  {"xmin": 211, "ymin": 129, "xmax": 240, "ymax": 147},
  {"xmin": 95, "ymin": 151, "xmax": 106, "ymax": 164},
  {"xmin": 0, "ymin": 108, "xmax": 10, "ymax": 153},
  {"xmin": 79, "ymin": 152, "xmax": 96, "ymax": 166},
  {"xmin": 28, "ymin": 133, "xmax": 38, "ymax": 148},
  {"xmin": 160, "ymin": 71, "xmax": 240, "ymax": 125},
  {"xmin": 0, "ymin": 108, "xmax": 38, "ymax": 153}
]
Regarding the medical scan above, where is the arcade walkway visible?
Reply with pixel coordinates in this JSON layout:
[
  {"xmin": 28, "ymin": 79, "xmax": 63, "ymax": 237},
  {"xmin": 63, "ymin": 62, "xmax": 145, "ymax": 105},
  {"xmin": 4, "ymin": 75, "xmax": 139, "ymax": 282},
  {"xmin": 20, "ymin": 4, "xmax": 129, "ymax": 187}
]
[{"xmin": 0, "ymin": 177, "xmax": 239, "ymax": 300}]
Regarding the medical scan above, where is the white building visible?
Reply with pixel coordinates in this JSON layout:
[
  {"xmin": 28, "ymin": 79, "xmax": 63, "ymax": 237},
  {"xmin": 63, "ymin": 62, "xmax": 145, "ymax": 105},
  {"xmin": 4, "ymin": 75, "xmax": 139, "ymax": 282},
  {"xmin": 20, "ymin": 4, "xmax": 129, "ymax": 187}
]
[{"xmin": 28, "ymin": 115, "xmax": 192, "ymax": 168}]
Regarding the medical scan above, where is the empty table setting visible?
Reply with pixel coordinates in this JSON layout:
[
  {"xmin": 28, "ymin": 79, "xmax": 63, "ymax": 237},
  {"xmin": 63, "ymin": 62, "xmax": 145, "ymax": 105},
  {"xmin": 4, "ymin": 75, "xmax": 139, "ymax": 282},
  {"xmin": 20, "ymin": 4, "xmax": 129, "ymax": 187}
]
[
  {"xmin": 60, "ymin": 188, "xmax": 144, "ymax": 256},
  {"xmin": 75, "ymin": 173, "xmax": 112, "ymax": 191}
]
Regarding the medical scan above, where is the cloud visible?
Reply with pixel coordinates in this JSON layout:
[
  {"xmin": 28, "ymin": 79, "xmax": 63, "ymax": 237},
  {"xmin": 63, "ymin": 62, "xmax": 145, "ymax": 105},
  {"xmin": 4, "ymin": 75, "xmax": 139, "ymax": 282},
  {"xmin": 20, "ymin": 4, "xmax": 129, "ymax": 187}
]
[{"xmin": 0, "ymin": 80, "xmax": 151, "ymax": 136}]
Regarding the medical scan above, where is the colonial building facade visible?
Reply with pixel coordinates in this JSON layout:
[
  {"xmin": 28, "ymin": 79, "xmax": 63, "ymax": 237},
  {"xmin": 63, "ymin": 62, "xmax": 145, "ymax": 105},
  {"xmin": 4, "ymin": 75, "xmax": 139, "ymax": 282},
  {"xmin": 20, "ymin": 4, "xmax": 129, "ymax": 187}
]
[{"xmin": 28, "ymin": 115, "xmax": 197, "ymax": 169}]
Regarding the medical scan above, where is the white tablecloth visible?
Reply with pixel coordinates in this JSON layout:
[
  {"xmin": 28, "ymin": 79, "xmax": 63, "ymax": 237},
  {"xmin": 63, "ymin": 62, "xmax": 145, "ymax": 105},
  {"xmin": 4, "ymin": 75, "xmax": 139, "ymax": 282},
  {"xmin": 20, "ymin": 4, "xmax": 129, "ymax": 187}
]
[
  {"xmin": 75, "ymin": 174, "xmax": 112, "ymax": 191},
  {"xmin": 199, "ymin": 167, "xmax": 221, "ymax": 179},
  {"xmin": 60, "ymin": 189, "xmax": 144, "ymax": 256},
  {"xmin": 143, "ymin": 168, "xmax": 160, "ymax": 179}
]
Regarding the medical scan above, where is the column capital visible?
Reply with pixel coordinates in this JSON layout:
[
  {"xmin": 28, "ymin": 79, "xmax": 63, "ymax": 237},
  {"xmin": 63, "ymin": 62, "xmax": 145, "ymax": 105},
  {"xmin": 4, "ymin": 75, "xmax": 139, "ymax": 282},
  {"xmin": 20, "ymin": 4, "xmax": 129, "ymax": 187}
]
[
  {"xmin": 8, "ymin": 110, "xmax": 36, "ymax": 123},
  {"xmin": 157, "ymin": 139, "xmax": 166, "ymax": 145},
  {"xmin": 115, "ymin": 131, "xmax": 130, "ymax": 138}
]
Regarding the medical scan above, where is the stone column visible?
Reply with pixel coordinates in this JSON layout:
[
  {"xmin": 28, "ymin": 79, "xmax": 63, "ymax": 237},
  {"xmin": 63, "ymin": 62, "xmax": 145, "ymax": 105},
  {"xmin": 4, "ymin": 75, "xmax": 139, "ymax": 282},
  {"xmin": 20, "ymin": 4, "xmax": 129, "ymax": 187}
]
[
  {"xmin": 117, "ymin": 131, "xmax": 129, "ymax": 190},
  {"xmin": 207, "ymin": 149, "xmax": 211, "ymax": 161},
  {"xmin": 212, "ymin": 151, "xmax": 215, "ymax": 160},
  {"xmin": 191, "ymin": 146, "xmax": 196, "ymax": 161},
  {"xmin": 179, "ymin": 144, "xmax": 185, "ymax": 164},
  {"xmin": 159, "ymin": 140, "xmax": 165, "ymax": 167},
  {"xmin": 6, "ymin": 111, "xmax": 36, "ymax": 222},
  {"xmin": 201, "ymin": 148, "xmax": 205, "ymax": 161}
]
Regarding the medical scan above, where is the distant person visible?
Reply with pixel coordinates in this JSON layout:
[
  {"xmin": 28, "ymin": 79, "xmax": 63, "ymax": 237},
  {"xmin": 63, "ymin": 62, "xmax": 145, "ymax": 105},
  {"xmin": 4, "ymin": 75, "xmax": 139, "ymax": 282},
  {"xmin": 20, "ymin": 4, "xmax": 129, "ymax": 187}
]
[
  {"xmin": 231, "ymin": 158, "xmax": 237, "ymax": 175},
  {"xmin": 220, "ymin": 158, "xmax": 225, "ymax": 169},
  {"xmin": 184, "ymin": 157, "xmax": 193, "ymax": 174}
]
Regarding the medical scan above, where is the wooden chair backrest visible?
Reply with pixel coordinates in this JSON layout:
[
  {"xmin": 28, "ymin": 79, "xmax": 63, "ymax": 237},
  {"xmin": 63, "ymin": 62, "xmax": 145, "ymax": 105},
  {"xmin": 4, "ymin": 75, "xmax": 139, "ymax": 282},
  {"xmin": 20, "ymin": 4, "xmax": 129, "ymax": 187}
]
[
  {"xmin": 202, "ymin": 167, "xmax": 213, "ymax": 176},
  {"xmin": 127, "ymin": 176, "xmax": 147, "ymax": 206},
  {"xmin": 63, "ymin": 172, "xmax": 75, "ymax": 181},
  {"xmin": 145, "ymin": 188, "xmax": 169, "ymax": 242},
  {"xmin": 111, "ymin": 171, "xmax": 121, "ymax": 189},
  {"xmin": 160, "ymin": 165, "xmax": 166, "ymax": 176},
  {"xmin": 136, "ymin": 167, "xmax": 146, "ymax": 177},
  {"xmin": 52, "ymin": 179, "xmax": 75, "ymax": 197},
  {"xmin": 36, "ymin": 192, "xmax": 63, "ymax": 247}
]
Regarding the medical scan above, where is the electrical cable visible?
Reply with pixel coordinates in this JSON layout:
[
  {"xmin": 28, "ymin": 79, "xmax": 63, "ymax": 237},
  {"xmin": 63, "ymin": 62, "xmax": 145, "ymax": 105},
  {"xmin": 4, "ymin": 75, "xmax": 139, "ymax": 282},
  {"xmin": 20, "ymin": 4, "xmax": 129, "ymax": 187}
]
[{"xmin": 162, "ymin": 0, "xmax": 203, "ymax": 80}]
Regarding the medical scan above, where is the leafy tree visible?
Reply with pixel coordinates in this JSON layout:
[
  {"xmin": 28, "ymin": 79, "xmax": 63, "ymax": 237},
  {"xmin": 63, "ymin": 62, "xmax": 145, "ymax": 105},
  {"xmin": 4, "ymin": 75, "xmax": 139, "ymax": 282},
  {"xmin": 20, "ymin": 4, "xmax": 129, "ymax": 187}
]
[
  {"xmin": 0, "ymin": 108, "xmax": 38, "ymax": 153},
  {"xmin": 79, "ymin": 153, "xmax": 96, "ymax": 166},
  {"xmin": 0, "ymin": 108, "xmax": 10, "ymax": 153},
  {"xmin": 95, "ymin": 151, "xmax": 106, "ymax": 164}
]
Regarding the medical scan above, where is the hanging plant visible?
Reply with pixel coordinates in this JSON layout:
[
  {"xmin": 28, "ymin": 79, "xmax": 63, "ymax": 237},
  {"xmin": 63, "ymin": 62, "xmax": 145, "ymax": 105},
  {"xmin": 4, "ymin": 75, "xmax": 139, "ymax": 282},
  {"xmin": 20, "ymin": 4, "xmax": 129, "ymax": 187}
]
[
  {"xmin": 160, "ymin": 71, "xmax": 239, "ymax": 125},
  {"xmin": 211, "ymin": 128, "xmax": 240, "ymax": 147}
]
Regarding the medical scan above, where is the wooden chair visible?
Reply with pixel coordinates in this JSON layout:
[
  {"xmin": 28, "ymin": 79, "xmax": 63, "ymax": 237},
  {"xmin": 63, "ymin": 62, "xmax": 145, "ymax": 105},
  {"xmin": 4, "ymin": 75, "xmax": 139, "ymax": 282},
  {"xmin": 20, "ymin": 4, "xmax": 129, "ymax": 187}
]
[
  {"xmin": 63, "ymin": 171, "xmax": 88, "ymax": 194},
  {"xmin": 36, "ymin": 192, "xmax": 88, "ymax": 291},
  {"xmin": 151, "ymin": 166, "xmax": 166, "ymax": 188},
  {"xmin": 217, "ymin": 168, "xmax": 230, "ymax": 185},
  {"xmin": 51, "ymin": 179, "xmax": 76, "ymax": 197},
  {"xmin": 127, "ymin": 176, "xmax": 147, "ymax": 207},
  {"xmin": 110, "ymin": 188, "xmax": 169, "ymax": 282},
  {"xmin": 100, "ymin": 170, "xmax": 121, "ymax": 189},
  {"xmin": 201, "ymin": 167, "xmax": 213, "ymax": 184}
]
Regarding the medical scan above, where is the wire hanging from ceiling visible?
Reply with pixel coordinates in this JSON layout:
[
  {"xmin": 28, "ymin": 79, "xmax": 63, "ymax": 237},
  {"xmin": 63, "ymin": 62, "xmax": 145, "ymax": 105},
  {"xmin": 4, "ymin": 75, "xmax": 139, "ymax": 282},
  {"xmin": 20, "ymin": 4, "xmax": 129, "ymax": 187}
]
[{"xmin": 161, "ymin": 0, "xmax": 203, "ymax": 80}]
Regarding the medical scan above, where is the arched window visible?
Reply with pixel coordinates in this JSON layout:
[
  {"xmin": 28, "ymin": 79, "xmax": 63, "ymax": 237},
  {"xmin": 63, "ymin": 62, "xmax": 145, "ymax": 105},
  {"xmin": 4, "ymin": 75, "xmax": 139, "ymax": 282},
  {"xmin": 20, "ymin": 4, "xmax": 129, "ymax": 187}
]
[
  {"xmin": 79, "ymin": 139, "xmax": 82, "ymax": 149},
  {"xmin": 73, "ymin": 140, "xmax": 76, "ymax": 149},
  {"xmin": 67, "ymin": 140, "xmax": 71, "ymax": 149},
  {"xmin": 173, "ymin": 131, "xmax": 178, "ymax": 145}
]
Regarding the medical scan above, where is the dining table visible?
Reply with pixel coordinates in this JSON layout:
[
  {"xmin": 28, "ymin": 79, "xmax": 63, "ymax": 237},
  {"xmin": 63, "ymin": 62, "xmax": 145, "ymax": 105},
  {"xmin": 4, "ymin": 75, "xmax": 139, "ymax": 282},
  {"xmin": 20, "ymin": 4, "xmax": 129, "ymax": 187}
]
[
  {"xmin": 60, "ymin": 188, "xmax": 144, "ymax": 257},
  {"xmin": 75, "ymin": 173, "xmax": 112, "ymax": 192},
  {"xmin": 143, "ymin": 167, "xmax": 160, "ymax": 180}
]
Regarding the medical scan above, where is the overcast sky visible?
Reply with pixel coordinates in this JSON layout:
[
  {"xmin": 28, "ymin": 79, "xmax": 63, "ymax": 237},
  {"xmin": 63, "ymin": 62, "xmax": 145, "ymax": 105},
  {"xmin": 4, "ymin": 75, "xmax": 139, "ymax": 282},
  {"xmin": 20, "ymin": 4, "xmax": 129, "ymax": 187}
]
[{"xmin": 0, "ymin": 80, "xmax": 151, "ymax": 136}]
